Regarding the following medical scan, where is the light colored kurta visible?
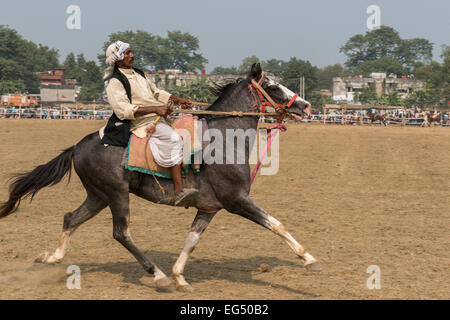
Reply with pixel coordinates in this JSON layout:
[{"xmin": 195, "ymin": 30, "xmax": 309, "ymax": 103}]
[
  {"xmin": 105, "ymin": 67, "xmax": 172, "ymax": 138},
  {"xmin": 104, "ymin": 67, "xmax": 183, "ymax": 167}
]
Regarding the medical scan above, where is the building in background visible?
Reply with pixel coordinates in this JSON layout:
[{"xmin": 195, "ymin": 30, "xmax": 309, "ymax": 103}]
[
  {"xmin": 36, "ymin": 69, "xmax": 76, "ymax": 105},
  {"xmin": 332, "ymin": 73, "xmax": 424, "ymax": 102},
  {"xmin": 36, "ymin": 68, "xmax": 66, "ymax": 86},
  {"xmin": 40, "ymin": 85, "xmax": 76, "ymax": 104}
]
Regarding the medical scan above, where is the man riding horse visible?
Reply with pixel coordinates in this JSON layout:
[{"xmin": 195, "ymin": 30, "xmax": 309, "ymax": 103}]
[
  {"xmin": 101, "ymin": 40, "xmax": 197, "ymax": 206},
  {"xmin": 0, "ymin": 59, "xmax": 318, "ymax": 292},
  {"xmin": 422, "ymin": 109, "xmax": 442, "ymax": 127},
  {"xmin": 367, "ymin": 108, "xmax": 387, "ymax": 126}
]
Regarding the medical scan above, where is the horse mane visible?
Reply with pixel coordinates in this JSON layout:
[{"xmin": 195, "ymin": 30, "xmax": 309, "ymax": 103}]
[
  {"xmin": 199, "ymin": 77, "xmax": 249, "ymax": 119},
  {"xmin": 209, "ymin": 77, "xmax": 246, "ymax": 97}
]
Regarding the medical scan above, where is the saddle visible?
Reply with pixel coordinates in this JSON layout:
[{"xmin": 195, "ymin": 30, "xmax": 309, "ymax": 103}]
[{"xmin": 125, "ymin": 114, "xmax": 204, "ymax": 179}]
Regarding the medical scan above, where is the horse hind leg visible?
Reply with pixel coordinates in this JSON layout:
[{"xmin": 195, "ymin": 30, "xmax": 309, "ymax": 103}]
[
  {"xmin": 172, "ymin": 210, "xmax": 216, "ymax": 292},
  {"xmin": 36, "ymin": 227, "xmax": 76, "ymax": 264},
  {"xmin": 229, "ymin": 197, "xmax": 322, "ymax": 272},
  {"xmin": 36, "ymin": 194, "xmax": 107, "ymax": 264}
]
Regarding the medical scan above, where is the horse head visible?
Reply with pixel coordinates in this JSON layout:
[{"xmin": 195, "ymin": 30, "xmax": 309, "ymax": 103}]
[{"xmin": 248, "ymin": 63, "xmax": 311, "ymax": 121}]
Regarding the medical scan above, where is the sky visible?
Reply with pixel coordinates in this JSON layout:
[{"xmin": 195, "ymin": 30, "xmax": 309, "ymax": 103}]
[{"xmin": 1, "ymin": 0, "xmax": 449, "ymax": 71}]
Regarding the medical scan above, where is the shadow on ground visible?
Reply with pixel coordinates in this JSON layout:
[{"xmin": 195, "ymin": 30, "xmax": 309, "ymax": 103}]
[{"xmin": 78, "ymin": 250, "xmax": 320, "ymax": 297}]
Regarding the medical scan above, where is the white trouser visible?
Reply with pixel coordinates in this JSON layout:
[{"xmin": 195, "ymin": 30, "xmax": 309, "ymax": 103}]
[{"xmin": 148, "ymin": 122, "xmax": 183, "ymax": 168}]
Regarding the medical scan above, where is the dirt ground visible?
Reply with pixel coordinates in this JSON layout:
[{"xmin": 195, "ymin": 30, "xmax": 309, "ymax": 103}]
[{"xmin": 0, "ymin": 119, "xmax": 448, "ymax": 300}]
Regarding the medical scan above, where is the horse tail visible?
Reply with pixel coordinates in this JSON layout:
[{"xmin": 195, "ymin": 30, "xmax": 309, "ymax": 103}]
[{"xmin": 0, "ymin": 146, "xmax": 75, "ymax": 219}]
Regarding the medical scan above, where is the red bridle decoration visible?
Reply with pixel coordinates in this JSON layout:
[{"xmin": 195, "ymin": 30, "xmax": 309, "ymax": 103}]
[{"xmin": 248, "ymin": 75, "xmax": 298, "ymax": 121}]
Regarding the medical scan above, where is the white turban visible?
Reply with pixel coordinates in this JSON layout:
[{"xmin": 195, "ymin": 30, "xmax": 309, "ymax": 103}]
[{"xmin": 103, "ymin": 40, "xmax": 130, "ymax": 86}]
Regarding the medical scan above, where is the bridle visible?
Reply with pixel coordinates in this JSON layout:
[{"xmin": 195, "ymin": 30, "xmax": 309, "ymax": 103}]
[
  {"xmin": 173, "ymin": 72, "xmax": 303, "ymax": 121},
  {"xmin": 248, "ymin": 72, "xmax": 299, "ymax": 121}
]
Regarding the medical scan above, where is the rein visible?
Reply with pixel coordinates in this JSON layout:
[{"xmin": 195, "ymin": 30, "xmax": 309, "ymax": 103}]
[
  {"xmin": 173, "ymin": 75, "xmax": 294, "ymax": 213},
  {"xmin": 172, "ymin": 109, "xmax": 279, "ymax": 117},
  {"xmin": 250, "ymin": 123, "xmax": 287, "ymax": 184},
  {"xmin": 178, "ymin": 73, "xmax": 293, "ymax": 184},
  {"xmin": 172, "ymin": 73, "xmax": 296, "ymax": 121}
]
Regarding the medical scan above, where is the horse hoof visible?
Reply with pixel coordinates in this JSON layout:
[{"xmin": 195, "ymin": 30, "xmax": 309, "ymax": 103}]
[
  {"xmin": 155, "ymin": 276, "xmax": 174, "ymax": 289},
  {"xmin": 305, "ymin": 261, "xmax": 323, "ymax": 272},
  {"xmin": 35, "ymin": 251, "xmax": 61, "ymax": 264},
  {"xmin": 35, "ymin": 251, "xmax": 50, "ymax": 264},
  {"xmin": 177, "ymin": 284, "xmax": 195, "ymax": 293}
]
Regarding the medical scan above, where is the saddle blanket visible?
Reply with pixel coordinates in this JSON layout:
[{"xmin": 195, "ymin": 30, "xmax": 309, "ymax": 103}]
[{"xmin": 125, "ymin": 115, "xmax": 204, "ymax": 178}]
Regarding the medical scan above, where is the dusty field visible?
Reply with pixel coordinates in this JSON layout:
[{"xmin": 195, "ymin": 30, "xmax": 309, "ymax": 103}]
[{"xmin": 0, "ymin": 119, "xmax": 448, "ymax": 300}]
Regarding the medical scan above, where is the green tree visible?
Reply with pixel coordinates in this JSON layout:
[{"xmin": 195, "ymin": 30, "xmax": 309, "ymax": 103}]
[
  {"xmin": 0, "ymin": 79, "xmax": 24, "ymax": 95},
  {"xmin": 211, "ymin": 58, "xmax": 284, "ymax": 76},
  {"xmin": 317, "ymin": 64, "xmax": 345, "ymax": 90},
  {"xmin": 261, "ymin": 59, "xmax": 284, "ymax": 76},
  {"xmin": 77, "ymin": 60, "xmax": 104, "ymax": 102},
  {"xmin": 364, "ymin": 26, "xmax": 401, "ymax": 61},
  {"xmin": 403, "ymin": 85, "xmax": 436, "ymax": 108},
  {"xmin": 354, "ymin": 86, "xmax": 378, "ymax": 104},
  {"xmin": 63, "ymin": 53, "xmax": 78, "ymax": 80},
  {"xmin": 340, "ymin": 34, "xmax": 368, "ymax": 69},
  {"xmin": 169, "ymin": 76, "xmax": 216, "ymax": 104},
  {"xmin": 210, "ymin": 66, "xmax": 239, "ymax": 75},
  {"xmin": 307, "ymin": 91, "xmax": 333, "ymax": 109},
  {"xmin": 395, "ymin": 38, "xmax": 433, "ymax": 68},
  {"xmin": 441, "ymin": 45, "xmax": 450, "ymax": 60},
  {"xmin": 0, "ymin": 25, "xmax": 60, "ymax": 94},
  {"xmin": 414, "ymin": 49, "xmax": 449, "ymax": 108},
  {"xmin": 353, "ymin": 57, "xmax": 406, "ymax": 76},
  {"xmin": 384, "ymin": 90, "xmax": 402, "ymax": 106},
  {"xmin": 340, "ymin": 26, "xmax": 433, "ymax": 72},
  {"xmin": 98, "ymin": 30, "xmax": 159, "ymax": 71},
  {"xmin": 0, "ymin": 57, "xmax": 26, "ymax": 81},
  {"xmin": 76, "ymin": 53, "xmax": 87, "ymax": 69},
  {"xmin": 280, "ymin": 57, "xmax": 318, "ymax": 99},
  {"xmin": 156, "ymin": 30, "xmax": 208, "ymax": 72},
  {"xmin": 238, "ymin": 56, "xmax": 260, "ymax": 74},
  {"xmin": 414, "ymin": 61, "xmax": 443, "ymax": 89},
  {"xmin": 441, "ymin": 50, "xmax": 450, "ymax": 107},
  {"xmin": 99, "ymin": 30, "xmax": 207, "ymax": 72},
  {"xmin": 62, "ymin": 52, "xmax": 104, "ymax": 102}
]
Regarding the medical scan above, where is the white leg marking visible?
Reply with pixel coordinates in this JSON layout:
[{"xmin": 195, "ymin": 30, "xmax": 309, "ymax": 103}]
[
  {"xmin": 153, "ymin": 266, "xmax": 168, "ymax": 281},
  {"xmin": 267, "ymin": 215, "xmax": 317, "ymax": 265},
  {"xmin": 173, "ymin": 232, "xmax": 200, "ymax": 287},
  {"xmin": 42, "ymin": 228, "xmax": 76, "ymax": 263}
]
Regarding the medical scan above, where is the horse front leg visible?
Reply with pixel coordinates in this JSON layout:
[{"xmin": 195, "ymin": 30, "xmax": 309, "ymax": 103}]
[
  {"xmin": 228, "ymin": 197, "xmax": 322, "ymax": 271},
  {"xmin": 109, "ymin": 195, "xmax": 174, "ymax": 290},
  {"xmin": 173, "ymin": 210, "xmax": 216, "ymax": 292}
]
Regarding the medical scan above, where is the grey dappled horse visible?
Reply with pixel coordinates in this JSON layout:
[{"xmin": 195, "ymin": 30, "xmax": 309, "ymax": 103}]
[{"xmin": 0, "ymin": 64, "xmax": 321, "ymax": 292}]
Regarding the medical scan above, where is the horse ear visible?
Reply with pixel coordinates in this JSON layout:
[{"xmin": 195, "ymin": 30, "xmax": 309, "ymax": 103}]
[{"xmin": 249, "ymin": 63, "xmax": 262, "ymax": 81}]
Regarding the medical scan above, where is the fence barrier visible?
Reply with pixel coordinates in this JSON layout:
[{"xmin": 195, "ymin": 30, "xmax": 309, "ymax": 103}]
[{"xmin": 1, "ymin": 107, "xmax": 449, "ymax": 127}]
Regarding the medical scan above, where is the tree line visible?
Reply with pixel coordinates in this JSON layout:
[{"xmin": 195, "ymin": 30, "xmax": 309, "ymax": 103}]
[
  {"xmin": 0, "ymin": 26, "xmax": 208, "ymax": 102},
  {"xmin": 211, "ymin": 26, "xmax": 449, "ymax": 108},
  {"xmin": 0, "ymin": 25, "xmax": 448, "ymax": 108}
]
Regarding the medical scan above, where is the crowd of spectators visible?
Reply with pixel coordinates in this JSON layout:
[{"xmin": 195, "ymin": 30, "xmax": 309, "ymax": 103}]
[
  {"xmin": 0, "ymin": 107, "xmax": 112, "ymax": 120},
  {"xmin": 301, "ymin": 108, "xmax": 450, "ymax": 126},
  {"xmin": 1, "ymin": 106, "xmax": 449, "ymax": 126}
]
